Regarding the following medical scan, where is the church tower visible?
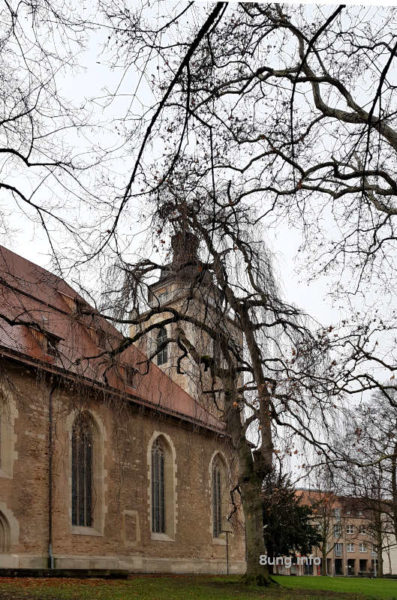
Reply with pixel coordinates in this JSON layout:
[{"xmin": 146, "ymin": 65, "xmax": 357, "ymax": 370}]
[{"xmin": 130, "ymin": 229, "xmax": 243, "ymax": 420}]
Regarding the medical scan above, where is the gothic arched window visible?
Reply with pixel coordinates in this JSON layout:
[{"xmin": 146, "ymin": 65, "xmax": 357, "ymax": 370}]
[
  {"xmin": 0, "ymin": 512, "xmax": 10, "ymax": 552},
  {"xmin": 72, "ymin": 413, "xmax": 93, "ymax": 527},
  {"xmin": 0, "ymin": 391, "xmax": 17, "ymax": 478},
  {"xmin": 0, "ymin": 410, "xmax": 2, "ymax": 471},
  {"xmin": 156, "ymin": 327, "xmax": 168, "ymax": 365},
  {"xmin": 212, "ymin": 463, "xmax": 222, "ymax": 538},
  {"xmin": 151, "ymin": 439, "xmax": 165, "ymax": 533}
]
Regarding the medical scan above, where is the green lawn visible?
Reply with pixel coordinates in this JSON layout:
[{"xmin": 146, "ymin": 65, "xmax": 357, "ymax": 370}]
[
  {"xmin": 0, "ymin": 575, "xmax": 395, "ymax": 600},
  {"xmin": 274, "ymin": 575, "xmax": 397, "ymax": 600}
]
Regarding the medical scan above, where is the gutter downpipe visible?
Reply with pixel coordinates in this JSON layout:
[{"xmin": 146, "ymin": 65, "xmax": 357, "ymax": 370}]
[{"xmin": 48, "ymin": 381, "xmax": 56, "ymax": 569}]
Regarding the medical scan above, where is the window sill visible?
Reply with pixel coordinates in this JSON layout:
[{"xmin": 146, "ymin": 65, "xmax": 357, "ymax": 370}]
[
  {"xmin": 151, "ymin": 532, "xmax": 174, "ymax": 542},
  {"xmin": 212, "ymin": 537, "xmax": 226, "ymax": 546},
  {"xmin": 71, "ymin": 526, "xmax": 102, "ymax": 537}
]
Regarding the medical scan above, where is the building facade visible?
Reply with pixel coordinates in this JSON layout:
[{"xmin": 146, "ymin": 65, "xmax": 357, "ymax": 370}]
[
  {"xmin": 0, "ymin": 245, "xmax": 246, "ymax": 573},
  {"xmin": 281, "ymin": 490, "xmax": 397, "ymax": 577}
]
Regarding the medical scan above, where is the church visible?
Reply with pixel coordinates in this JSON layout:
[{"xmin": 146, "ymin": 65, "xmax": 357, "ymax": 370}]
[{"xmin": 0, "ymin": 242, "xmax": 246, "ymax": 573}]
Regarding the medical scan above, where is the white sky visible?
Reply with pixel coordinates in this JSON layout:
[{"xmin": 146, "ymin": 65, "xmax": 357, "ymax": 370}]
[{"xmin": 3, "ymin": 0, "xmax": 393, "ymax": 336}]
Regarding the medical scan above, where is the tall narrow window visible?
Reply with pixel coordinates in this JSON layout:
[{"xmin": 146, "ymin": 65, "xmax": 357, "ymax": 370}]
[
  {"xmin": 152, "ymin": 439, "xmax": 165, "ymax": 533},
  {"xmin": 0, "ymin": 512, "xmax": 9, "ymax": 552},
  {"xmin": 72, "ymin": 414, "xmax": 93, "ymax": 527},
  {"xmin": 0, "ymin": 394, "xmax": 16, "ymax": 478},
  {"xmin": 156, "ymin": 328, "xmax": 168, "ymax": 365},
  {"xmin": 212, "ymin": 464, "xmax": 222, "ymax": 538}
]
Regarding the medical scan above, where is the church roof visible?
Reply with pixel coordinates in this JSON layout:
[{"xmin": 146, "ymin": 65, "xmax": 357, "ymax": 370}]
[{"xmin": 0, "ymin": 245, "xmax": 224, "ymax": 433}]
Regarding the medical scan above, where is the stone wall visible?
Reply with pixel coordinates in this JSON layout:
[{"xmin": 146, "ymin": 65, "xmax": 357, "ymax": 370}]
[{"xmin": 0, "ymin": 359, "xmax": 246, "ymax": 573}]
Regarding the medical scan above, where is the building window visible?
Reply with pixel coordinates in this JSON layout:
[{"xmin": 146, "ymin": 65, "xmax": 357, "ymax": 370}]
[
  {"xmin": 334, "ymin": 523, "xmax": 342, "ymax": 537},
  {"xmin": 359, "ymin": 558, "xmax": 367, "ymax": 573},
  {"xmin": 156, "ymin": 328, "xmax": 168, "ymax": 365},
  {"xmin": 72, "ymin": 413, "xmax": 93, "ymax": 527},
  {"xmin": 0, "ymin": 411, "xmax": 2, "ymax": 471},
  {"xmin": 94, "ymin": 328, "xmax": 106, "ymax": 348},
  {"xmin": 333, "ymin": 508, "xmax": 341, "ymax": 519},
  {"xmin": 124, "ymin": 366, "xmax": 137, "ymax": 388},
  {"xmin": 30, "ymin": 327, "xmax": 61, "ymax": 357},
  {"xmin": 346, "ymin": 524, "xmax": 354, "ymax": 534},
  {"xmin": 0, "ymin": 392, "xmax": 17, "ymax": 479},
  {"xmin": 359, "ymin": 524, "xmax": 366, "ymax": 534},
  {"xmin": 149, "ymin": 433, "xmax": 176, "ymax": 539},
  {"xmin": 335, "ymin": 543, "xmax": 343, "ymax": 557},
  {"xmin": 0, "ymin": 512, "xmax": 9, "ymax": 552},
  {"xmin": 347, "ymin": 543, "xmax": 355, "ymax": 553},
  {"xmin": 211, "ymin": 453, "xmax": 229, "ymax": 540},
  {"xmin": 46, "ymin": 333, "xmax": 60, "ymax": 357},
  {"xmin": 359, "ymin": 543, "xmax": 367, "ymax": 553},
  {"xmin": 151, "ymin": 439, "xmax": 165, "ymax": 533},
  {"xmin": 212, "ymin": 464, "xmax": 222, "ymax": 538}
]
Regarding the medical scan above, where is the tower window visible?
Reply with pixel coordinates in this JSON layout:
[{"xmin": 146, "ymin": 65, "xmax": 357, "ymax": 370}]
[
  {"xmin": 125, "ymin": 366, "xmax": 137, "ymax": 388},
  {"xmin": 156, "ymin": 327, "xmax": 168, "ymax": 365},
  {"xmin": 46, "ymin": 333, "xmax": 60, "ymax": 357}
]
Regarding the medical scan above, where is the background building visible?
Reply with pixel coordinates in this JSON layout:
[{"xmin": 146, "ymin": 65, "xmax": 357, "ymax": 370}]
[{"xmin": 283, "ymin": 489, "xmax": 397, "ymax": 577}]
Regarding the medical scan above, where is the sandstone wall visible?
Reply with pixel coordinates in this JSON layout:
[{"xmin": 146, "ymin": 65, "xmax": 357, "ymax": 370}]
[{"xmin": 0, "ymin": 360, "xmax": 246, "ymax": 573}]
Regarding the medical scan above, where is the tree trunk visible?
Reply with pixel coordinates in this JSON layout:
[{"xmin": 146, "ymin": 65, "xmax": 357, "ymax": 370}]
[
  {"xmin": 391, "ymin": 444, "xmax": 397, "ymax": 541},
  {"xmin": 377, "ymin": 552, "xmax": 383, "ymax": 577},
  {"xmin": 377, "ymin": 532, "xmax": 383, "ymax": 578},
  {"xmin": 226, "ymin": 386, "xmax": 271, "ymax": 585},
  {"xmin": 321, "ymin": 547, "xmax": 327, "ymax": 575},
  {"xmin": 240, "ymin": 476, "xmax": 270, "ymax": 584},
  {"xmin": 374, "ymin": 511, "xmax": 384, "ymax": 577}
]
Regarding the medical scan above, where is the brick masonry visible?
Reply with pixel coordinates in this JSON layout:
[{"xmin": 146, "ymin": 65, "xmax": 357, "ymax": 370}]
[{"xmin": 0, "ymin": 359, "xmax": 246, "ymax": 573}]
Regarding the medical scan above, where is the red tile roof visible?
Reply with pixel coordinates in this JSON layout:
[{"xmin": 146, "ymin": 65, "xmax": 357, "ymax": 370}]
[{"xmin": 0, "ymin": 246, "xmax": 224, "ymax": 433}]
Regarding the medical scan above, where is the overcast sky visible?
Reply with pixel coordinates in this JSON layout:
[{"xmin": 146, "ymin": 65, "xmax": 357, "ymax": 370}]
[{"xmin": 3, "ymin": 0, "xmax": 394, "ymax": 339}]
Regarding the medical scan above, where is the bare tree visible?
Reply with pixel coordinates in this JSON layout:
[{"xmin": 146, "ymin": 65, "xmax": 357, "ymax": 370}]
[
  {"xmin": 100, "ymin": 2, "xmax": 397, "ymax": 294},
  {"xmin": 92, "ymin": 1, "xmax": 397, "ymax": 582},
  {"xmin": 0, "ymin": 0, "xmax": 110, "ymax": 264},
  {"xmin": 338, "ymin": 391, "xmax": 397, "ymax": 575},
  {"xmin": 97, "ymin": 193, "xmax": 341, "ymax": 583},
  {"xmin": 3, "ymin": 0, "xmax": 397, "ymax": 584},
  {"xmin": 83, "ymin": 3, "xmax": 397, "ymax": 421}
]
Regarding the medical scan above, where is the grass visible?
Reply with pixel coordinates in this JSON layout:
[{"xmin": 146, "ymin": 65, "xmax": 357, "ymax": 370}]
[
  {"xmin": 0, "ymin": 575, "xmax": 395, "ymax": 600},
  {"xmin": 273, "ymin": 576, "xmax": 397, "ymax": 600}
]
